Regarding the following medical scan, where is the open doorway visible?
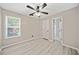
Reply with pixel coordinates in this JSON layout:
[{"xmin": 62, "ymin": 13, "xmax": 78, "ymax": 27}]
[{"xmin": 52, "ymin": 16, "xmax": 63, "ymax": 43}]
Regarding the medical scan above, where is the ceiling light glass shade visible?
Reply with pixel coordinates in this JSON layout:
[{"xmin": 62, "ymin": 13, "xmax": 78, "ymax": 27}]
[{"xmin": 35, "ymin": 12, "xmax": 40, "ymax": 16}]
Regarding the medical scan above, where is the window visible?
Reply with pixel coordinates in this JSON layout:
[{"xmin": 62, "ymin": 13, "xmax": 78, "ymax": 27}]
[{"xmin": 5, "ymin": 16, "xmax": 21, "ymax": 39}]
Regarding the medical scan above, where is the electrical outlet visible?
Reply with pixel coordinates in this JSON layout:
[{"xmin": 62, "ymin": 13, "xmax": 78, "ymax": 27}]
[{"xmin": 32, "ymin": 35, "xmax": 34, "ymax": 37}]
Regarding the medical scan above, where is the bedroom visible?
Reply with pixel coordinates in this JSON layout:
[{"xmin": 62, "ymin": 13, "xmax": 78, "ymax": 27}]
[{"xmin": 0, "ymin": 3, "xmax": 79, "ymax": 55}]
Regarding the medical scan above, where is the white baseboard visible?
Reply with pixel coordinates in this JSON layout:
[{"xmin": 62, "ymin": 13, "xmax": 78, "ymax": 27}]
[
  {"xmin": 2, "ymin": 36, "xmax": 40, "ymax": 50},
  {"xmin": 62, "ymin": 43, "xmax": 79, "ymax": 53}
]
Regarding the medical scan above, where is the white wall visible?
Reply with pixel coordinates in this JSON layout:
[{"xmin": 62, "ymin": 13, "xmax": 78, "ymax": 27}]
[
  {"xmin": 0, "ymin": 8, "xmax": 1, "ymax": 51},
  {"xmin": 1, "ymin": 8, "xmax": 41, "ymax": 46},
  {"xmin": 0, "ymin": 7, "xmax": 2, "ymax": 52},
  {"xmin": 76, "ymin": 5, "xmax": 79, "ymax": 49},
  {"xmin": 48, "ymin": 6, "xmax": 79, "ymax": 49}
]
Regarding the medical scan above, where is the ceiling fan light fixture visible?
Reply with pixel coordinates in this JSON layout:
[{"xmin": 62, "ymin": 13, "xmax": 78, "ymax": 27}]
[{"xmin": 35, "ymin": 12, "xmax": 40, "ymax": 16}]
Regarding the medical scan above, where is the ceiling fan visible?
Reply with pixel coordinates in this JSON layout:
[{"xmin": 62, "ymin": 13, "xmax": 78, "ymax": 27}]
[{"xmin": 26, "ymin": 3, "xmax": 48, "ymax": 17}]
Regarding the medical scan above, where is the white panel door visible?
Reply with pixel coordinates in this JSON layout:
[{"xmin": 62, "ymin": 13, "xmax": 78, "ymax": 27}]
[{"xmin": 42, "ymin": 20, "xmax": 49, "ymax": 40}]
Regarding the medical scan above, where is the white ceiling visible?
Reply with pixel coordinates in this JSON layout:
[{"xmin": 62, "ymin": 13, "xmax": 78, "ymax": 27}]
[{"xmin": 0, "ymin": 3, "xmax": 78, "ymax": 18}]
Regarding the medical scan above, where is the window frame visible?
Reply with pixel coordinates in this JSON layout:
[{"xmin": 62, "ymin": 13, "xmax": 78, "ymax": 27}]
[{"xmin": 5, "ymin": 16, "xmax": 21, "ymax": 39}]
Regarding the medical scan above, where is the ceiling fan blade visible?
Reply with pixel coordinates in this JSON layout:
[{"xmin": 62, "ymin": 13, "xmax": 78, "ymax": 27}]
[
  {"xmin": 29, "ymin": 12, "xmax": 35, "ymax": 16},
  {"xmin": 41, "ymin": 11, "xmax": 48, "ymax": 14},
  {"xmin": 26, "ymin": 5, "xmax": 35, "ymax": 10},
  {"xmin": 37, "ymin": 6, "xmax": 39, "ymax": 9},
  {"xmin": 42, "ymin": 3, "xmax": 47, "ymax": 9}
]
